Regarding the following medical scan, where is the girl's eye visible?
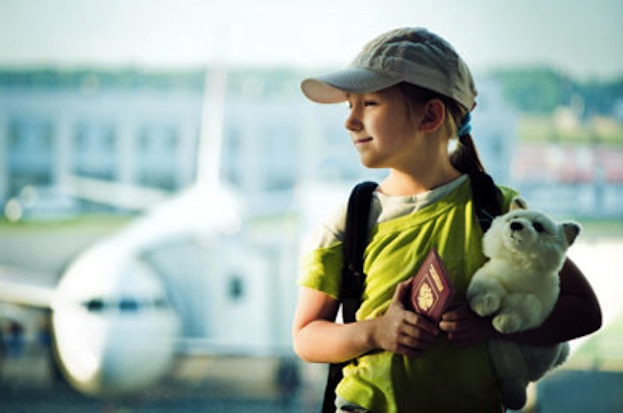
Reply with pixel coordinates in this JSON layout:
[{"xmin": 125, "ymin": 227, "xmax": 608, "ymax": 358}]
[
  {"xmin": 363, "ymin": 100, "xmax": 377, "ymax": 107},
  {"xmin": 533, "ymin": 222, "xmax": 545, "ymax": 233}
]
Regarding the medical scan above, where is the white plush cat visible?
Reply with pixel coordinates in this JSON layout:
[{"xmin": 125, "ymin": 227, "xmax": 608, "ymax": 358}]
[{"xmin": 467, "ymin": 197, "xmax": 581, "ymax": 410}]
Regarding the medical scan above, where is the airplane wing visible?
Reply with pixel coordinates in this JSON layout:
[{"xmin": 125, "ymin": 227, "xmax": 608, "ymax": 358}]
[
  {"xmin": 60, "ymin": 175, "xmax": 170, "ymax": 211},
  {"xmin": 0, "ymin": 266, "xmax": 57, "ymax": 309}
]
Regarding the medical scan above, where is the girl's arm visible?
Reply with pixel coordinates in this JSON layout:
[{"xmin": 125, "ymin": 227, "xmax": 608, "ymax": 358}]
[
  {"xmin": 504, "ymin": 258, "xmax": 602, "ymax": 345},
  {"xmin": 292, "ymin": 281, "xmax": 439, "ymax": 364},
  {"xmin": 440, "ymin": 258, "xmax": 602, "ymax": 347}
]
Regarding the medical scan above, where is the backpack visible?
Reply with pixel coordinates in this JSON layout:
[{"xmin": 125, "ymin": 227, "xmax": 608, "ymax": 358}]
[{"xmin": 321, "ymin": 172, "xmax": 501, "ymax": 413}]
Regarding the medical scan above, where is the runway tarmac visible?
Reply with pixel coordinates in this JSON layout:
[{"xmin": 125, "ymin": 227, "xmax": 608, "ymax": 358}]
[
  {"xmin": 0, "ymin": 352, "xmax": 324, "ymax": 413},
  {"xmin": 1, "ymin": 391, "xmax": 307, "ymax": 413},
  {"xmin": 1, "ymin": 322, "xmax": 318, "ymax": 413},
  {"xmin": 1, "ymin": 387, "xmax": 306, "ymax": 413}
]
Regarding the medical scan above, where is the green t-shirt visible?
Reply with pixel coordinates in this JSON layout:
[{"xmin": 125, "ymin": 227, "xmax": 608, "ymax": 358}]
[{"xmin": 300, "ymin": 178, "xmax": 517, "ymax": 413}]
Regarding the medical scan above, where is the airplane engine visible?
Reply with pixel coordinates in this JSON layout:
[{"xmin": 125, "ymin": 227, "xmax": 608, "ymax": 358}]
[{"xmin": 51, "ymin": 251, "xmax": 181, "ymax": 396}]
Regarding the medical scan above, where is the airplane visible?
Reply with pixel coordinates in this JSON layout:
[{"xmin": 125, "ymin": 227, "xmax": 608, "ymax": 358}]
[
  {"xmin": 0, "ymin": 180, "xmax": 245, "ymax": 396},
  {"xmin": 0, "ymin": 64, "xmax": 299, "ymax": 398}
]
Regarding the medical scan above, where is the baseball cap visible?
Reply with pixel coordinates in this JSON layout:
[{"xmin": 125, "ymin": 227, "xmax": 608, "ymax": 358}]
[{"xmin": 301, "ymin": 27, "xmax": 477, "ymax": 111}]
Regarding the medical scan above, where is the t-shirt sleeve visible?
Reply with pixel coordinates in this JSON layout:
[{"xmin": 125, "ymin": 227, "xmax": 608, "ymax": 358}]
[
  {"xmin": 299, "ymin": 242, "xmax": 344, "ymax": 299},
  {"xmin": 298, "ymin": 203, "xmax": 348, "ymax": 298}
]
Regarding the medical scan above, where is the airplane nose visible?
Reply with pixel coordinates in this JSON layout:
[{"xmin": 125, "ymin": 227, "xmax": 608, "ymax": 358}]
[
  {"xmin": 97, "ymin": 309, "xmax": 180, "ymax": 394},
  {"xmin": 53, "ymin": 303, "xmax": 180, "ymax": 396},
  {"xmin": 52, "ymin": 257, "xmax": 181, "ymax": 397}
]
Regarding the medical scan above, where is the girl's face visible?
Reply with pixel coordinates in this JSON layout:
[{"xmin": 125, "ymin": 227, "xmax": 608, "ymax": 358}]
[{"xmin": 344, "ymin": 86, "xmax": 427, "ymax": 170}]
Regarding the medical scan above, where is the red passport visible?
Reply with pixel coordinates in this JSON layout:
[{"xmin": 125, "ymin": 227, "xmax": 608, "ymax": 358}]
[{"xmin": 410, "ymin": 248, "xmax": 454, "ymax": 322}]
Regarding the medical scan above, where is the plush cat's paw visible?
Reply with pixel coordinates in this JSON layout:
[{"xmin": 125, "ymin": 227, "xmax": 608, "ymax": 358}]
[
  {"xmin": 493, "ymin": 313, "xmax": 523, "ymax": 334},
  {"xmin": 469, "ymin": 293, "xmax": 501, "ymax": 317}
]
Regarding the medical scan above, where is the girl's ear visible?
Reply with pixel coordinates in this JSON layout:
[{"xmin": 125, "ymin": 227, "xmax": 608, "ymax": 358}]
[{"xmin": 419, "ymin": 99, "xmax": 446, "ymax": 133}]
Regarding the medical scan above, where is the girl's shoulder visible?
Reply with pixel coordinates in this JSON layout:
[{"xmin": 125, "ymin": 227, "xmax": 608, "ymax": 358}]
[
  {"xmin": 305, "ymin": 176, "xmax": 475, "ymax": 253},
  {"xmin": 302, "ymin": 195, "xmax": 382, "ymax": 252},
  {"xmin": 302, "ymin": 180, "xmax": 520, "ymax": 255}
]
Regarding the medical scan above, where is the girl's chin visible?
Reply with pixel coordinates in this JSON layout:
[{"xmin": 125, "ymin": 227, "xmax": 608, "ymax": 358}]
[{"xmin": 359, "ymin": 158, "xmax": 385, "ymax": 169}]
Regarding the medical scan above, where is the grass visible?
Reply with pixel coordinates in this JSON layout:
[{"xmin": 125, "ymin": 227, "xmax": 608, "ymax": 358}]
[
  {"xmin": 518, "ymin": 114, "xmax": 623, "ymax": 145},
  {"xmin": 577, "ymin": 219, "xmax": 623, "ymax": 239},
  {"xmin": 1, "ymin": 213, "xmax": 620, "ymax": 242},
  {"xmin": 0, "ymin": 214, "xmax": 133, "ymax": 234}
]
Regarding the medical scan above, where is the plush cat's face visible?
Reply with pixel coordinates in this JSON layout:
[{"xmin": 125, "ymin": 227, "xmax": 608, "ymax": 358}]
[{"xmin": 482, "ymin": 198, "xmax": 580, "ymax": 272}]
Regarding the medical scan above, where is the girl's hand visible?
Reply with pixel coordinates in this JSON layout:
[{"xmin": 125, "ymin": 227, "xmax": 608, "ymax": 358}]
[
  {"xmin": 439, "ymin": 302, "xmax": 495, "ymax": 347},
  {"xmin": 371, "ymin": 278, "xmax": 439, "ymax": 357}
]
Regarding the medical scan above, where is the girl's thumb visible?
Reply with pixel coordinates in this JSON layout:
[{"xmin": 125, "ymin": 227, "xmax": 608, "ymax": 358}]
[{"xmin": 392, "ymin": 278, "xmax": 413, "ymax": 307}]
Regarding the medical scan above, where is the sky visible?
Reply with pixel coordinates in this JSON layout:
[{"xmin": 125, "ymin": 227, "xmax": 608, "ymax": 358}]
[{"xmin": 0, "ymin": 0, "xmax": 621, "ymax": 79}]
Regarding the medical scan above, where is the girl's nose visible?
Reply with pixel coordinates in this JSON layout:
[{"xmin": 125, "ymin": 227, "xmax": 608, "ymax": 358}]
[{"xmin": 344, "ymin": 109, "xmax": 362, "ymax": 132}]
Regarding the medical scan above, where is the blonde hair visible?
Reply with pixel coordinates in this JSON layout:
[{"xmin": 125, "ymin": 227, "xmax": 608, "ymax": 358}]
[{"xmin": 396, "ymin": 83, "xmax": 485, "ymax": 174}]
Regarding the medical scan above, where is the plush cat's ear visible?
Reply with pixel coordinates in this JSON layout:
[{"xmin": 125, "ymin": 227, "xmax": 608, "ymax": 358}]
[
  {"xmin": 562, "ymin": 222, "xmax": 581, "ymax": 246},
  {"xmin": 509, "ymin": 197, "xmax": 528, "ymax": 211}
]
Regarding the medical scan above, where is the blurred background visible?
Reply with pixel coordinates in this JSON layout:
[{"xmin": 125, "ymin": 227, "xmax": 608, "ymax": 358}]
[{"xmin": 0, "ymin": 0, "xmax": 621, "ymax": 412}]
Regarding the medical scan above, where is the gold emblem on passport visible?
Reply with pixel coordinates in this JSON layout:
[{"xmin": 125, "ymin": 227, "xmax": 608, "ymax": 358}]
[
  {"xmin": 410, "ymin": 248, "xmax": 454, "ymax": 322},
  {"xmin": 417, "ymin": 282, "xmax": 434, "ymax": 311}
]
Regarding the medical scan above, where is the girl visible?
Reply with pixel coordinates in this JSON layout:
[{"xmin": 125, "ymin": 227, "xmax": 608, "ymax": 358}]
[{"xmin": 292, "ymin": 27, "xmax": 601, "ymax": 413}]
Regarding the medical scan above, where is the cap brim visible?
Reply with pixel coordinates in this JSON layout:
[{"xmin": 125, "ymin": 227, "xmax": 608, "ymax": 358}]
[{"xmin": 301, "ymin": 68, "xmax": 401, "ymax": 103}]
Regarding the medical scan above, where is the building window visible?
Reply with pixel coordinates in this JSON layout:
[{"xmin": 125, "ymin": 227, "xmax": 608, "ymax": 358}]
[
  {"xmin": 228, "ymin": 275, "xmax": 244, "ymax": 301},
  {"xmin": 136, "ymin": 124, "xmax": 179, "ymax": 190},
  {"xmin": 6, "ymin": 118, "xmax": 53, "ymax": 194},
  {"xmin": 72, "ymin": 122, "xmax": 116, "ymax": 179}
]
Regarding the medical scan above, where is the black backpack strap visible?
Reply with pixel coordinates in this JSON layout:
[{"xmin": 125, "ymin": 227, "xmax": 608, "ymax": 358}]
[
  {"xmin": 321, "ymin": 181, "xmax": 377, "ymax": 413},
  {"xmin": 469, "ymin": 172, "xmax": 502, "ymax": 232},
  {"xmin": 339, "ymin": 181, "xmax": 378, "ymax": 322}
]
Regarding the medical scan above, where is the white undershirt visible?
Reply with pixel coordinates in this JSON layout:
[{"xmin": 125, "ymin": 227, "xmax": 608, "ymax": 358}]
[{"xmin": 307, "ymin": 175, "xmax": 468, "ymax": 251}]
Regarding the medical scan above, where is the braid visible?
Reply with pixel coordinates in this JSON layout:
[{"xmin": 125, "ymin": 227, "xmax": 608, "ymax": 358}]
[{"xmin": 450, "ymin": 133, "xmax": 486, "ymax": 174}]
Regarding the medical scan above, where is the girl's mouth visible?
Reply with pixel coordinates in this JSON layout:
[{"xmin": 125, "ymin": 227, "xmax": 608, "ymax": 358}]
[{"xmin": 354, "ymin": 137, "xmax": 373, "ymax": 145}]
